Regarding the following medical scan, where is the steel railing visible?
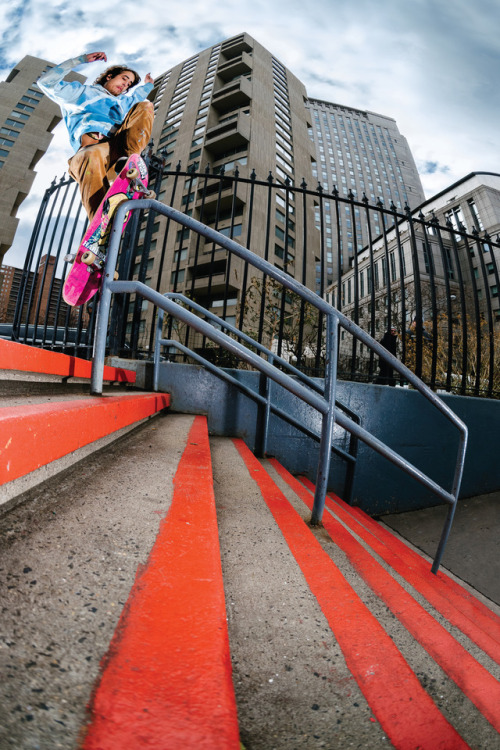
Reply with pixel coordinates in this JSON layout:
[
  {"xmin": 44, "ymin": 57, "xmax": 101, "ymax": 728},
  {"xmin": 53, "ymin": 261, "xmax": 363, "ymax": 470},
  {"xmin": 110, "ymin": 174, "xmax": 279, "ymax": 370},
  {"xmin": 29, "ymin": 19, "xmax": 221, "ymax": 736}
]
[
  {"xmin": 154, "ymin": 292, "xmax": 360, "ymax": 503},
  {"xmin": 12, "ymin": 168, "xmax": 500, "ymax": 399},
  {"xmin": 91, "ymin": 198, "xmax": 468, "ymax": 573}
]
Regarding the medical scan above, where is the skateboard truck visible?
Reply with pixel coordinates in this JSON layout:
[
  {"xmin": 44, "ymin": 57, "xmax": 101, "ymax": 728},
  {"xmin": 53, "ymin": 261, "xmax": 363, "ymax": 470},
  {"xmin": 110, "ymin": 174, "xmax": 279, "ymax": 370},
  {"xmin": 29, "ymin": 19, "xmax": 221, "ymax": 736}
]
[
  {"xmin": 125, "ymin": 166, "xmax": 156, "ymax": 199},
  {"xmin": 80, "ymin": 248, "xmax": 118, "ymax": 280}
]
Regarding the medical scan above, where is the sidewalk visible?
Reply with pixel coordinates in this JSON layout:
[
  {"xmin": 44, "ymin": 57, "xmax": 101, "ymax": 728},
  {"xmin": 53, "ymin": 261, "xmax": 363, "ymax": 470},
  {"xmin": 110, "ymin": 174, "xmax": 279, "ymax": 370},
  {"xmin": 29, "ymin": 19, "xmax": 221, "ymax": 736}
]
[{"xmin": 382, "ymin": 491, "xmax": 500, "ymax": 606}]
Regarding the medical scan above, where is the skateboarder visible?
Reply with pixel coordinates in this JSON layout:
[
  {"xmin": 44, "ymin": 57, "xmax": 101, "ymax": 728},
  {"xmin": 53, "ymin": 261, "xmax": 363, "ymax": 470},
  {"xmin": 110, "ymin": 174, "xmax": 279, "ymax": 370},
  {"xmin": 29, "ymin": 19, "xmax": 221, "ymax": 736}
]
[{"xmin": 38, "ymin": 51, "xmax": 154, "ymax": 221}]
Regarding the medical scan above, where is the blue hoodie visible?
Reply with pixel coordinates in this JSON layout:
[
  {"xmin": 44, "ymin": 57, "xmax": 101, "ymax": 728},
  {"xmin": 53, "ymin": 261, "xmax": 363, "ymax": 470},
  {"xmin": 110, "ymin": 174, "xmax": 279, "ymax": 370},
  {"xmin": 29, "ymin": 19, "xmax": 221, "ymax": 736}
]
[{"xmin": 38, "ymin": 55, "xmax": 154, "ymax": 152}]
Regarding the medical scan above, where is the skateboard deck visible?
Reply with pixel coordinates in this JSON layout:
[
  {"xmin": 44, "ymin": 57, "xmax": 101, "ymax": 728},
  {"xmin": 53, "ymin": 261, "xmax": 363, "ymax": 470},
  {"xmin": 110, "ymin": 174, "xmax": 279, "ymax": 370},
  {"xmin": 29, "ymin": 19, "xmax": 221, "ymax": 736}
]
[{"xmin": 62, "ymin": 153, "xmax": 150, "ymax": 306}]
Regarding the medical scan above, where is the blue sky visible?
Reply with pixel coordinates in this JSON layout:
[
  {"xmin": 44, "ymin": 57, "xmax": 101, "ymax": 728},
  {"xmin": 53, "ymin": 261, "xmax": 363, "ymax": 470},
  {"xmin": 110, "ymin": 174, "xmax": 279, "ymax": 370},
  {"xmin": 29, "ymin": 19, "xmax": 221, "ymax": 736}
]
[{"xmin": 1, "ymin": 0, "xmax": 500, "ymax": 266}]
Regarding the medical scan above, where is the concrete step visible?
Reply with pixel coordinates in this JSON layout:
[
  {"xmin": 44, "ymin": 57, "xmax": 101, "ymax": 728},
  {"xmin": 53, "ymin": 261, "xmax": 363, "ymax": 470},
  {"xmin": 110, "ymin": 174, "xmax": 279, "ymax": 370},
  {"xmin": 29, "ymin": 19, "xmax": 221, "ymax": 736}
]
[
  {"xmin": 0, "ymin": 341, "xmax": 168, "ymax": 511},
  {"xmin": 0, "ymin": 339, "xmax": 136, "ymax": 385}
]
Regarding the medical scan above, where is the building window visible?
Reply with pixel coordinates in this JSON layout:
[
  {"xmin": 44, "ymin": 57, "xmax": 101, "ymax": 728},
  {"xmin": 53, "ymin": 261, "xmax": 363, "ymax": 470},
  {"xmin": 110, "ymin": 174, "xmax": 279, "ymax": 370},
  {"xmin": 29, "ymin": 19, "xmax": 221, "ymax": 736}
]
[
  {"xmin": 445, "ymin": 206, "xmax": 467, "ymax": 233},
  {"xmin": 211, "ymin": 297, "xmax": 237, "ymax": 308},
  {"xmin": 9, "ymin": 110, "xmax": 29, "ymax": 122},
  {"xmin": 20, "ymin": 95, "xmax": 39, "ymax": 106},
  {"xmin": 1, "ymin": 126, "xmax": 21, "ymax": 137},
  {"xmin": 218, "ymin": 224, "xmax": 242, "ymax": 238},
  {"xmin": 444, "ymin": 246, "xmax": 455, "ymax": 279},
  {"xmin": 15, "ymin": 102, "xmax": 34, "ymax": 113},
  {"xmin": 467, "ymin": 199, "xmax": 484, "ymax": 231},
  {"xmin": 390, "ymin": 252, "xmax": 397, "ymax": 282},
  {"xmin": 422, "ymin": 241, "xmax": 434, "ymax": 274},
  {"xmin": 174, "ymin": 248, "xmax": 188, "ymax": 262},
  {"xmin": 171, "ymin": 269, "xmax": 185, "ymax": 284},
  {"xmin": 275, "ymin": 208, "xmax": 295, "ymax": 231}
]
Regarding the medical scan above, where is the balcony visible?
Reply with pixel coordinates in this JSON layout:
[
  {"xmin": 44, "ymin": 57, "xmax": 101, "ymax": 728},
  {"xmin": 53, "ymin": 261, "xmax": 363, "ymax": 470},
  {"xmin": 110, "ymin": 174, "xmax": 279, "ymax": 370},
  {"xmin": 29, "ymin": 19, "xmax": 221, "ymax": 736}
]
[
  {"xmin": 220, "ymin": 34, "xmax": 253, "ymax": 59},
  {"xmin": 204, "ymin": 113, "xmax": 250, "ymax": 157},
  {"xmin": 211, "ymin": 76, "xmax": 252, "ymax": 113},
  {"xmin": 217, "ymin": 51, "xmax": 253, "ymax": 82}
]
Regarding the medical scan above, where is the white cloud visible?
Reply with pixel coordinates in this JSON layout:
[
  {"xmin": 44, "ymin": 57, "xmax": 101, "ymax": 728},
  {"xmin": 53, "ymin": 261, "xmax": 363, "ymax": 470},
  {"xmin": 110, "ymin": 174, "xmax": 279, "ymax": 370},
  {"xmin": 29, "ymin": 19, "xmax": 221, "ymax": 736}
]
[{"xmin": 2, "ymin": 0, "xmax": 500, "ymax": 266}]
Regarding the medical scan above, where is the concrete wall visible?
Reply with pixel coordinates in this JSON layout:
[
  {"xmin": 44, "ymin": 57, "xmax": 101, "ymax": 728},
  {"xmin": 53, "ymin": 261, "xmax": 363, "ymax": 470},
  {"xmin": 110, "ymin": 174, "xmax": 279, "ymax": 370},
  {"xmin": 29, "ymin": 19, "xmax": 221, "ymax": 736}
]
[{"xmin": 120, "ymin": 359, "xmax": 500, "ymax": 515}]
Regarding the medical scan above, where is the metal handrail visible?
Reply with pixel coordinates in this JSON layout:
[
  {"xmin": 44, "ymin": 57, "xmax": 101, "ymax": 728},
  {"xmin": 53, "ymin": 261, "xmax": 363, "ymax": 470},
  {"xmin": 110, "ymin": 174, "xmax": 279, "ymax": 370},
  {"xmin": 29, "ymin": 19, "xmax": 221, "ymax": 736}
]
[
  {"xmin": 157, "ymin": 293, "xmax": 361, "ymax": 421},
  {"xmin": 91, "ymin": 198, "xmax": 469, "ymax": 573},
  {"xmin": 154, "ymin": 294, "xmax": 360, "ymax": 502}
]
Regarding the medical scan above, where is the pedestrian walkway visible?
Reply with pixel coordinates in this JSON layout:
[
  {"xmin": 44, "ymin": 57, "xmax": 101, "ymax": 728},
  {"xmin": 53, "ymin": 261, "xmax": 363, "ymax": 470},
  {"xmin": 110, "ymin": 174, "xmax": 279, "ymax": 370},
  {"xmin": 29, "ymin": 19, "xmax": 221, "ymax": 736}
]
[{"xmin": 383, "ymin": 492, "xmax": 500, "ymax": 606}]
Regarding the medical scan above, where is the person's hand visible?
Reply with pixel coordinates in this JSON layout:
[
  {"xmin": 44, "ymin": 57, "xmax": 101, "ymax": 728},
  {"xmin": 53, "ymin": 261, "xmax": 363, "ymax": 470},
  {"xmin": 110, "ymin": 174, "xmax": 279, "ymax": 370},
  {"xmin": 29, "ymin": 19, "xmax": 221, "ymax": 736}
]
[
  {"xmin": 145, "ymin": 73, "xmax": 153, "ymax": 84},
  {"xmin": 86, "ymin": 52, "xmax": 107, "ymax": 63}
]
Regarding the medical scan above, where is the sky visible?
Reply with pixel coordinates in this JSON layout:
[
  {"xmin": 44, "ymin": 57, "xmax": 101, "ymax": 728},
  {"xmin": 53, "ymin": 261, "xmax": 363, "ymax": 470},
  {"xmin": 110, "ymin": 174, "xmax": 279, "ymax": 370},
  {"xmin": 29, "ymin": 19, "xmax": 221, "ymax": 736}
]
[{"xmin": 1, "ymin": 0, "xmax": 500, "ymax": 267}]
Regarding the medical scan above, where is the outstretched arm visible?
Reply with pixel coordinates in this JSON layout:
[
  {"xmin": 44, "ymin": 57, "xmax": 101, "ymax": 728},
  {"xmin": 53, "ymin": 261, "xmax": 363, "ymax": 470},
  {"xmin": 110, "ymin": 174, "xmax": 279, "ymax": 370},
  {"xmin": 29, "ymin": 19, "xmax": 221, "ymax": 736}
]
[
  {"xmin": 145, "ymin": 73, "xmax": 153, "ymax": 85},
  {"xmin": 38, "ymin": 54, "xmax": 90, "ymax": 103}
]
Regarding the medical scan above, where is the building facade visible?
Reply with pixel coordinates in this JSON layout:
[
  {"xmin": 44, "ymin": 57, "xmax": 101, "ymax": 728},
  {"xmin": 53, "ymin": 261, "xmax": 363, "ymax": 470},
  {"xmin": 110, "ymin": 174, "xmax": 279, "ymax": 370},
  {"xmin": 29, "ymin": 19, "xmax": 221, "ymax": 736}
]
[
  {"xmin": 326, "ymin": 172, "xmax": 500, "ymax": 385},
  {"xmin": 307, "ymin": 98, "xmax": 425, "ymax": 281},
  {"xmin": 126, "ymin": 33, "xmax": 319, "ymax": 345},
  {"xmin": 0, "ymin": 258, "xmax": 83, "ymax": 327},
  {"xmin": 0, "ymin": 56, "xmax": 84, "ymax": 263}
]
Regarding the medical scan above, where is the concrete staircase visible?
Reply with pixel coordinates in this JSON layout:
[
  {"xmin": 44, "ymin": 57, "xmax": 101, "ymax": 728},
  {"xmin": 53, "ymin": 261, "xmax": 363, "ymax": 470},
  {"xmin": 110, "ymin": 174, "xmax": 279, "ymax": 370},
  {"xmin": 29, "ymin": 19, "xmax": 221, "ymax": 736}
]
[
  {"xmin": 0, "ymin": 340, "xmax": 169, "ymax": 511},
  {"xmin": 0, "ymin": 342, "xmax": 499, "ymax": 749}
]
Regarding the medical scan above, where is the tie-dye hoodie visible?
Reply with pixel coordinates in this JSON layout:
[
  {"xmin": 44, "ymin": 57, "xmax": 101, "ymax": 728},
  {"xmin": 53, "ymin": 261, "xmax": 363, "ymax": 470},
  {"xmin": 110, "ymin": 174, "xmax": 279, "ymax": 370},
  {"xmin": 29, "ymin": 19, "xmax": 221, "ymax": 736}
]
[{"xmin": 38, "ymin": 55, "xmax": 154, "ymax": 152}]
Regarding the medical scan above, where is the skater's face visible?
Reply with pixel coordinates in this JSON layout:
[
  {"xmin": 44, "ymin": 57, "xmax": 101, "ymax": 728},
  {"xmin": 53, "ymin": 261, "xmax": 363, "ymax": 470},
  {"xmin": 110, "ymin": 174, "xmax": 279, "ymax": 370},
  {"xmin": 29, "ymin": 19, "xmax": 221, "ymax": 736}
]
[{"xmin": 103, "ymin": 70, "xmax": 135, "ymax": 96}]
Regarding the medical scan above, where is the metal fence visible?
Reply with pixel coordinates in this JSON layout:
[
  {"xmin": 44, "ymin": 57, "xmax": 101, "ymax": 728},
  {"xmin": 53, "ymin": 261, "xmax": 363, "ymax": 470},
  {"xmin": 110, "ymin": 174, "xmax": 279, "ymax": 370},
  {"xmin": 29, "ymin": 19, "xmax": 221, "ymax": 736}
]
[{"xmin": 7, "ymin": 160, "xmax": 500, "ymax": 398}]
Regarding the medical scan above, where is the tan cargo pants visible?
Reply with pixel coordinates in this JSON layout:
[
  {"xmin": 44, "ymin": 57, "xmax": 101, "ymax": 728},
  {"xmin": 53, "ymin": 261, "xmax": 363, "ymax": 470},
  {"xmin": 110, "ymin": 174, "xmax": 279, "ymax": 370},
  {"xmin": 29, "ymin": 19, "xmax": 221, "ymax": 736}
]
[{"xmin": 67, "ymin": 100, "xmax": 154, "ymax": 221}]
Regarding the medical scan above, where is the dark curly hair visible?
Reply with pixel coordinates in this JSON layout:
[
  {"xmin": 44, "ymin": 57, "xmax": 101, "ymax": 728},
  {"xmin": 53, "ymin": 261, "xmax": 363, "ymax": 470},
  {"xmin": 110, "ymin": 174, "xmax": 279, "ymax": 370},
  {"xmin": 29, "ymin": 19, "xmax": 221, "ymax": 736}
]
[{"xmin": 94, "ymin": 65, "xmax": 141, "ymax": 89}]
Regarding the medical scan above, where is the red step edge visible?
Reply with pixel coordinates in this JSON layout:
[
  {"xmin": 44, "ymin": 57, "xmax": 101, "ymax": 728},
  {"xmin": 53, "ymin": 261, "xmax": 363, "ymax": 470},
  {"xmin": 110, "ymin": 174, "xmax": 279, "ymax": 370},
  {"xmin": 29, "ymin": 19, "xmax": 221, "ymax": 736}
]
[
  {"xmin": 0, "ymin": 339, "xmax": 136, "ymax": 383},
  {"xmin": 0, "ymin": 393, "xmax": 170, "ymax": 485},
  {"xmin": 234, "ymin": 440, "xmax": 468, "ymax": 750},
  {"xmin": 271, "ymin": 461, "xmax": 500, "ymax": 733},
  {"xmin": 82, "ymin": 416, "xmax": 240, "ymax": 750},
  {"xmin": 347, "ymin": 496, "xmax": 500, "ymax": 632},
  {"xmin": 302, "ymin": 474, "xmax": 500, "ymax": 644}
]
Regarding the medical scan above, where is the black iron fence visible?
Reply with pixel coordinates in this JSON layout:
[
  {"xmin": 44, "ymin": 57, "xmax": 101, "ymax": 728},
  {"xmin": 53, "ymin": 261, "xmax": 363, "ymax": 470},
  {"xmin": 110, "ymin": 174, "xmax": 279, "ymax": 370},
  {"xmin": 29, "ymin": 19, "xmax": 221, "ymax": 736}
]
[{"xmin": 6, "ymin": 161, "xmax": 500, "ymax": 398}]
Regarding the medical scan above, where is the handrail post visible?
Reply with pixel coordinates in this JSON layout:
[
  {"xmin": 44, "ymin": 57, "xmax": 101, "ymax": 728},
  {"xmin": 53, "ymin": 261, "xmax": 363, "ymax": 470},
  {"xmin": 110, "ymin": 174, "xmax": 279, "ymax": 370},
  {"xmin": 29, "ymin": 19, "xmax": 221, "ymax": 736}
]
[
  {"xmin": 311, "ymin": 312, "xmax": 339, "ymax": 525},
  {"xmin": 91, "ymin": 202, "xmax": 131, "ymax": 395},
  {"xmin": 154, "ymin": 307, "xmax": 165, "ymax": 392},
  {"xmin": 431, "ymin": 428, "xmax": 468, "ymax": 574},
  {"xmin": 254, "ymin": 356, "xmax": 273, "ymax": 458}
]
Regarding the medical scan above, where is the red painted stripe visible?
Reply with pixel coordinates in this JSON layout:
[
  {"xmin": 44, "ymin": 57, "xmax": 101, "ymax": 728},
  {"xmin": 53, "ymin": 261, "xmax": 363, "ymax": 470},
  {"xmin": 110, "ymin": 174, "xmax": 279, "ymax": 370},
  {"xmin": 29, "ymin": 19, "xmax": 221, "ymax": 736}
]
[
  {"xmin": 0, "ymin": 339, "xmax": 135, "ymax": 383},
  {"xmin": 299, "ymin": 475, "xmax": 500, "ymax": 640},
  {"xmin": 82, "ymin": 416, "xmax": 240, "ymax": 750},
  {"xmin": 234, "ymin": 440, "xmax": 468, "ymax": 750},
  {"xmin": 273, "ymin": 463, "xmax": 500, "ymax": 733},
  {"xmin": 0, "ymin": 393, "xmax": 169, "ymax": 484},
  {"xmin": 294, "ymin": 476, "xmax": 500, "ymax": 660},
  {"xmin": 334, "ymin": 491, "xmax": 500, "ymax": 637}
]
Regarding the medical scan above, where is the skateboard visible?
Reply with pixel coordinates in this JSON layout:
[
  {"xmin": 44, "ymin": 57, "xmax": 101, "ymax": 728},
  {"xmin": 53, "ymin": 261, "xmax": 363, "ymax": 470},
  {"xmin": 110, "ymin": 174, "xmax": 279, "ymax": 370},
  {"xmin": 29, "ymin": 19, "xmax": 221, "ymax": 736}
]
[{"xmin": 62, "ymin": 153, "xmax": 153, "ymax": 306}]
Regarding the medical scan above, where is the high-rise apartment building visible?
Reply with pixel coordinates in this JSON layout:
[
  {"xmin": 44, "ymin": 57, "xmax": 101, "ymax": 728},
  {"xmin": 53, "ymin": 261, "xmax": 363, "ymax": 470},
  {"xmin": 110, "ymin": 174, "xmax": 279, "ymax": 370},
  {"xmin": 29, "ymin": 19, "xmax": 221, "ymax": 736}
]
[
  {"xmin": 0, "ymin": 55, "xmax": 84, "ymax": 263},
  {"xmin": 306, "ymin": 98, "xmax": 425, "ymax": 278},
  {"xmin": 137, "ymin": 32, "xmax": 318, "ymax": 341}
]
